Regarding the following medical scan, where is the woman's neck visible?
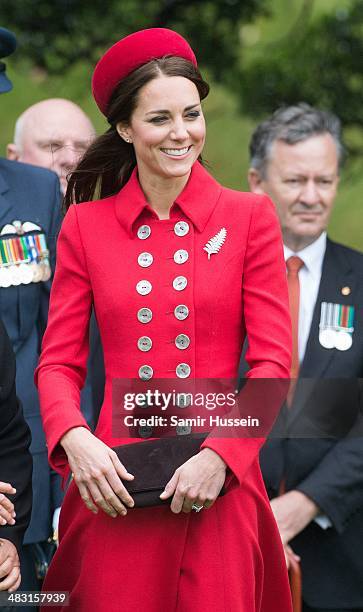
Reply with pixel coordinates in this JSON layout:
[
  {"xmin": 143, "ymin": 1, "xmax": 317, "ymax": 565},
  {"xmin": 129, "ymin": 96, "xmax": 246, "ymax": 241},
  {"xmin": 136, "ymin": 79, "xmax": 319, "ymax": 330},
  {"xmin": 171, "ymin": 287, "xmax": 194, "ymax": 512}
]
[{"xmin": 138, "ymin": 170, "xmax": 191, "ymax": 220}]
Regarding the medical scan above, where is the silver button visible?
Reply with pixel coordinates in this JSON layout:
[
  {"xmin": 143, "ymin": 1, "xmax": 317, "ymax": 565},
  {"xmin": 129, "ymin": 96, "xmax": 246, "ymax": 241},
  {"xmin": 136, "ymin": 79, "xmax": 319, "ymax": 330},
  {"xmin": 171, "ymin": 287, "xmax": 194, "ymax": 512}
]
[
  {"xmin": 139, "ymin": 426, "xmax": 153, "ymax": 438},
  {"xmin": 174, "ymin": 221, "xmax": 190, "ymax": 237},
  {"xmin": 137, "ymin": 307, "xmax": 153, "ymax": 324},
  {"xmin": 176, "ymin": 363, "xmax": 191, "ymax": 378},
  {"xmin": 174, "ymin": 249, "xmax": 189, "ymax": 265},
  {"xmin": 176, "ymin": 424, "xmax": 192, "ymax": 435},
  {"xmin": 173, "ymin": 276, "xmax": 187, "ymax": 291},
  {"xmin": 174, "ymin": 305, "xmax": 189, "ymax": 321},
  {"xmin": 137, "ymin": 336, "xmax": 153, "ymax": 352},
  {"xmin": 137, "ymin": 225, "xmax": 151, "ymax": 240},
  {"xmin": 139, "ymin": 365, "xmax": 154, "ymax": 380},
  {"xmin": 136, "ymin": 280, "xmax": 152, "ymax": 295},
  {"xmin": 175, "ymin": 334, "xmax": 190, "ymax": 350},
  {"xmin": 176, "ymin": 393, "xmax": 192, "ymax": 408},
  {"xmin": 138, "ymin": 252, "xmax": 153, "ymax": 268}
]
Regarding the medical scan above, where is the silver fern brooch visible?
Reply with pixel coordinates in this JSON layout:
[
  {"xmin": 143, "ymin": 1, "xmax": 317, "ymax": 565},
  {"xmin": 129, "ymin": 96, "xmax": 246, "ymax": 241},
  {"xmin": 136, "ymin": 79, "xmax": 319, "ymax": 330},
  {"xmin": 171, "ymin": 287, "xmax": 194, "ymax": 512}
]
[{"xmin": 203, "ymin": 227, "xmax": 227, "ymax": 260}]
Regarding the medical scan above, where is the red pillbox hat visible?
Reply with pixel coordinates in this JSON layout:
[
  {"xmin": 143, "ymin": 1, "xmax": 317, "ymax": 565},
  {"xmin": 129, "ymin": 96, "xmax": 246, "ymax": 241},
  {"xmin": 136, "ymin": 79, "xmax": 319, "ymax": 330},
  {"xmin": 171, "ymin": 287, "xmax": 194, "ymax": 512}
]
[{"xmin": 92, "ymin": 28, "xmax": 197, "ymax": 116}]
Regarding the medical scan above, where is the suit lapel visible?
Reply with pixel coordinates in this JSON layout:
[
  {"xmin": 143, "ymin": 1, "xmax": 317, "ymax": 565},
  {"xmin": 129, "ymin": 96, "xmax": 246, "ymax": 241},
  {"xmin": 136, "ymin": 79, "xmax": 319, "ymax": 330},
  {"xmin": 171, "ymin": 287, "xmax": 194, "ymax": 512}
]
[
  {"xmin": 0, "ymin": 169, "xmax": 13, "ymax": 225},
  {"xmin": 289, "ymin": 238, "xmax": 355, "ymax": 423}
]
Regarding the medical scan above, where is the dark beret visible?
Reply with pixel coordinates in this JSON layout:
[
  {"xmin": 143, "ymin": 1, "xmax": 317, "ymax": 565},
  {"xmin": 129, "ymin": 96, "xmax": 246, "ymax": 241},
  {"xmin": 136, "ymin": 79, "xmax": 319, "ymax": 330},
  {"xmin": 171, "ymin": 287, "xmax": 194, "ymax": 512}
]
[{"xmin": 92, "ymin": 28, "xmax": 197, "ymax": 116}]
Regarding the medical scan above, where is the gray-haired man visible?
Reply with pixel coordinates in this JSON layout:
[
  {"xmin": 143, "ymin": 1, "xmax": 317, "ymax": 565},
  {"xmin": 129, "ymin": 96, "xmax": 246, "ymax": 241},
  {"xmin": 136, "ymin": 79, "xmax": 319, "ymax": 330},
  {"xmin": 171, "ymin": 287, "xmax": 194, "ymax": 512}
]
[{"xmin": 244, "ymin": 104, "xmax": 363, "ymax": 612}]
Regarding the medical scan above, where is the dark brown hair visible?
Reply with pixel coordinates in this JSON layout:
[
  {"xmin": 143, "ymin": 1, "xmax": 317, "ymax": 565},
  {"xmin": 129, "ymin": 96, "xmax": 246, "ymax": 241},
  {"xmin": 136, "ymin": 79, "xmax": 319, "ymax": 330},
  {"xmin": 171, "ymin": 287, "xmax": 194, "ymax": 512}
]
[{"xmin": 64, "ymin": 56, "xmax": 209, "ymax": 210}]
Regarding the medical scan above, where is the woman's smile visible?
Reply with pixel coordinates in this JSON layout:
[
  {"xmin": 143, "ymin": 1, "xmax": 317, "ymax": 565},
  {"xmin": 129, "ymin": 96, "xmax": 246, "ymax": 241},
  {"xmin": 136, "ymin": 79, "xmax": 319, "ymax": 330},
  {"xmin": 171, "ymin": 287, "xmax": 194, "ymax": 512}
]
[{"xmin": 160, "ymin": 145, "xmax": 192, "ymax": 159}]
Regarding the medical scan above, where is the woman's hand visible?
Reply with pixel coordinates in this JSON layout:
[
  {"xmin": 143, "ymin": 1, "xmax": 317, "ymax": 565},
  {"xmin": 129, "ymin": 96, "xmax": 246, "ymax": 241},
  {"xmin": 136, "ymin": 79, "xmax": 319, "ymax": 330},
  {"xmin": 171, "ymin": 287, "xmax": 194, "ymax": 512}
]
[
  {"xmin": 160, "ymin": 448, "xmax": 227, "ymax": 513},
  {"xmin": 0, "ymin": 483, "xmax": 16, "ymax": 526},
  {"xmin": 0, "ymin": 539, "xmax": 21, "ymax": 592},
  {"xmin": 61, "ymin": 427, "xmax": 135, "ymax": 518}
]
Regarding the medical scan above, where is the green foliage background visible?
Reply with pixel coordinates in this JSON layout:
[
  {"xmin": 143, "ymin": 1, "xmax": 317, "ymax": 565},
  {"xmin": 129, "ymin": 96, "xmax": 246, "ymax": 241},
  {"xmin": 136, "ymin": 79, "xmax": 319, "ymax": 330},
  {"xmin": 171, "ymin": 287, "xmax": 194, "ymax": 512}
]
[{"xmin": 0, "ymin": 0, "xmax": 362, "ymax": 250}]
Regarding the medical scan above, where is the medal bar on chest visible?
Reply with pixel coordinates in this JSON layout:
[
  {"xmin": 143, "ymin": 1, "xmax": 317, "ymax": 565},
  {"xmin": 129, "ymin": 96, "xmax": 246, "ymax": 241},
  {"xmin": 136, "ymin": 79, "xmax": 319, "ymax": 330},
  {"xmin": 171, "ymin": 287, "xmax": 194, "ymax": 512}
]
[
  {"xmin": 0, "ymin": 220, "xmax": 51, "ymax": 287},
  {"xmin": 319, "ymin": 301, "xmax": 354, "ymax": 351}
]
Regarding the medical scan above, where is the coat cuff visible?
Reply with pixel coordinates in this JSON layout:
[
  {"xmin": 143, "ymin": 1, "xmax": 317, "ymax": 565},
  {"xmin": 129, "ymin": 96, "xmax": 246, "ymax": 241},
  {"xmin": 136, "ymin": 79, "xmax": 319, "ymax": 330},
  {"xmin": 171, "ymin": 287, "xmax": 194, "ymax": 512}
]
[{"xmin": 47, "ymin": 420, "xmax": 90, "ymax": 478}]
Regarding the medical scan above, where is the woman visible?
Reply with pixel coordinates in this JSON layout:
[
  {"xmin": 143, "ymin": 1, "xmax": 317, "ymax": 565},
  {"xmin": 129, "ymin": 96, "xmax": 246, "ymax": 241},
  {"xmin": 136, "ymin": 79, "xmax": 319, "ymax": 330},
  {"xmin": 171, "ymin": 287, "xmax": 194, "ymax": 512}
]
[{"xmin": 35, "ymin": 28, "xmax": 293, "ymax": 611}]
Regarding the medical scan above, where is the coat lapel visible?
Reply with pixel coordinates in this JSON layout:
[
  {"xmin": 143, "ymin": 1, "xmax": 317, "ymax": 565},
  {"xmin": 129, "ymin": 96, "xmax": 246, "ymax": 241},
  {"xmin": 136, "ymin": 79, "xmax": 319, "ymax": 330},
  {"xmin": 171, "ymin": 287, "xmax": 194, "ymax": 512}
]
[{"xmin": 289, "ymin": 238, "xmax": 356, "ymax": 423}]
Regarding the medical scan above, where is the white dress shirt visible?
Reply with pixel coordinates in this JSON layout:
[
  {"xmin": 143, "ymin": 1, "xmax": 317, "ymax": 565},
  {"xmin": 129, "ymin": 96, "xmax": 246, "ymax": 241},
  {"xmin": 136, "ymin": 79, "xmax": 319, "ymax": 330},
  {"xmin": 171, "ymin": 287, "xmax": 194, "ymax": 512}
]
[
  {"xmin": 284, "ymin": 232, "xmax": 327, "ymax": 363},
  {"xmin": 284, "ymin": 231, "xmax": 331, "ymax": 529}
]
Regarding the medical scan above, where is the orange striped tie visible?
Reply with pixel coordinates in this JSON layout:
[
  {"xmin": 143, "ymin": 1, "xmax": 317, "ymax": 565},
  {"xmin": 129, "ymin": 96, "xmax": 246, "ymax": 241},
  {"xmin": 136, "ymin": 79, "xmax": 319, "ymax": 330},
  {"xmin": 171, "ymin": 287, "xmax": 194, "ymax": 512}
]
[{"xmin": 286, "ymin": 256, "xmax": 304, "ymax": 404}]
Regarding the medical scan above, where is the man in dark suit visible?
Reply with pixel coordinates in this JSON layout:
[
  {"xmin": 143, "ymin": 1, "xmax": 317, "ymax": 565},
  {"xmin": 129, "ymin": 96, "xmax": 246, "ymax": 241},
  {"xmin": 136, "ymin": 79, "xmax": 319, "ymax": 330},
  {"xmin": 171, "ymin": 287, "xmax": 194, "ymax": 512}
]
[
  {"xmin": 5, "ymin": 97, "xmax": 104, "ymax": 431},
  {"xmin": 0, "ymin": 317, "xmax": 32, "ymax": 594},
  {"xmin": 245, "ymin": 103, "xmax": 363, "ymax": 611},
  {"xmin": 0, "ymin": 27, "xmax": 62, "ymax": 602}
]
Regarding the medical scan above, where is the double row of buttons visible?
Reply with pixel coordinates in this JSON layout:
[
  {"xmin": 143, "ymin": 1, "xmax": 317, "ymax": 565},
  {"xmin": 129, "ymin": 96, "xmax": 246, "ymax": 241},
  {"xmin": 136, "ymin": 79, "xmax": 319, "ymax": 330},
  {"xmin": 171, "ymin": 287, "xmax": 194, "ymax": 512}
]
[
  {"xmin": 136, "ymin": 275, "xmax": 188, "ymax": 295},
  {"xmin": 136, "ymin": 221, "xmax": 192, "ymax": 380},
  {"xmin": 137, "ymin": 221, "xmax": 189, "ymax": 240},
  {"xmin": 137, "ymin": 334, "xmax": 190, "ymax": 353},
  {"xmin": 138, "ymin": 249, "xmax": 188, "ymax": 268},
  {"xmin": 137, "ymin": 305, "xmax": 189, "ymax": 324},
  {"xmin": 138, "ymin": 363, "xmax": 191, "ymax": 381}
]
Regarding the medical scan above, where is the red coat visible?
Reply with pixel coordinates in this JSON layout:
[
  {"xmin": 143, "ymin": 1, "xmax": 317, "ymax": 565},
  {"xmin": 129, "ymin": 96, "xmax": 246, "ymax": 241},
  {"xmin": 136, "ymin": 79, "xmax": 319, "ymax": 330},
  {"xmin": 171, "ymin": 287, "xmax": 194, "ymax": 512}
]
[{"xmin": 35, "ymin": 162, "xmax": 293, "ymax": 611}]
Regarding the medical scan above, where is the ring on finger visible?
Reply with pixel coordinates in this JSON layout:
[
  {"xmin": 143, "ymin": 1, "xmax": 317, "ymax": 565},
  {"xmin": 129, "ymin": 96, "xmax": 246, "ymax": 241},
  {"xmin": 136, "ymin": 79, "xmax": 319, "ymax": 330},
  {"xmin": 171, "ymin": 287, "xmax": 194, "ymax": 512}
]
[{"xmin": 191, "ymin": 503, "xmax": 204, "ymax": 513}]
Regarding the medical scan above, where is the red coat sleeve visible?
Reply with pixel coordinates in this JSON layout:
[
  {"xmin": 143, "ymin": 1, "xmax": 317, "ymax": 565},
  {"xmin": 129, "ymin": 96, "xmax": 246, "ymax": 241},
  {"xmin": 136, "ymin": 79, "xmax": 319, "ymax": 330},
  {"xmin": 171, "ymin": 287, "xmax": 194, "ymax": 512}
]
[
  {"xmin": 35, "ymin": 205, "xmax": 92, "ymax": 476},
  {"xmin": 201, "ymin": 195, "xmax": 292, "ymax": 486}
]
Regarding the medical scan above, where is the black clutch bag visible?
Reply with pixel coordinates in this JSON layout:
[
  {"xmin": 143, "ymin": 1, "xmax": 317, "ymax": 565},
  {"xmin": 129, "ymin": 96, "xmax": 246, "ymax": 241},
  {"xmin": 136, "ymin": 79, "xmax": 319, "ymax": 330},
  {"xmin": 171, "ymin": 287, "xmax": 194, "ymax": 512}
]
[{"xmin": 113, "ymin": 433, "xmax": 225, "ymax": 508}]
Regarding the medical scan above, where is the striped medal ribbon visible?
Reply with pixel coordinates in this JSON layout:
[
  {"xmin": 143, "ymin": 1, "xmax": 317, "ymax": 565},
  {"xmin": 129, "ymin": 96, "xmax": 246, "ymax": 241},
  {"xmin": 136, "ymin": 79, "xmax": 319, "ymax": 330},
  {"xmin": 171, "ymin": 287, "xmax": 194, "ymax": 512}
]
[
  {"xmin": 319, "ymin": 301, "xmax": 354, "ymax": 351},
  {"xmin": 0, "ymin": 222, "xmax": 51, "ymax": 288}
]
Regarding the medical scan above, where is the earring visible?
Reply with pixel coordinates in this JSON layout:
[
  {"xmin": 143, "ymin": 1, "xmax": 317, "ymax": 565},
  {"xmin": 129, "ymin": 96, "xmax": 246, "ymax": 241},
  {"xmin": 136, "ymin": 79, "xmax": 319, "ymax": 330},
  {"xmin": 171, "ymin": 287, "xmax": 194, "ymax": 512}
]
[{"xmin": 125, "ymin": 137, "xmax": 132, "ymax": 143}]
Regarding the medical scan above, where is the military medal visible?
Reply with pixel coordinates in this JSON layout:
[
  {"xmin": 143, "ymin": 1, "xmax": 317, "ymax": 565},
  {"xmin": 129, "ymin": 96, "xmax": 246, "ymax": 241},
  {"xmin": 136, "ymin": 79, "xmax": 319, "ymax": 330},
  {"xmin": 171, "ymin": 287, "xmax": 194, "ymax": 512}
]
[
  {"xmin": 319, "ymin": 302, "xmax": 336, "ymax": 348},
  {"xmin": 0, "ymin": 221, "xmax": 51, "ymax": 287},
  {"xmin": 319, "ymin": 328, "xmax": 336, "ymax": 349},
  {"xmin": 0, "ymin": 266, "xmax": 11, "ymax": 288},
  {"xmin": 30, "ymin": 261, "xmax": 43, "ymax": 282},
  {"xmin": 37, "ymin": 234, "xmax": 51, "ymax": 281},
  {"xmin": 43, "ymin": 264, "xmax": 52, "ymax": 282},
  {"xmin": 335, "ymin": 331, "xmax": 353, "ymax": 351},
  {"xmin": 319, "ymin": 301, "xmax": 354, "ymax": 351},
  {"xmin": 18, "ymin": 263, "xmax": 33, "ymax": 284},
  {"xmin": 10, "ymin": 265, "xmax": 22, "ymax": 286}
]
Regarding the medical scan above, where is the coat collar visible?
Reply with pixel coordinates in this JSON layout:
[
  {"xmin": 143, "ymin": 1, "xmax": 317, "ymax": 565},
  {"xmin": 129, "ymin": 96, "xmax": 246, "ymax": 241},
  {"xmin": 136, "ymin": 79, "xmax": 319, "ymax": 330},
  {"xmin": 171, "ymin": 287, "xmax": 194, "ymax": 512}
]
[{"xmin": 114, "ymin": 161, "xmax": 222, "ymax": 236}]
